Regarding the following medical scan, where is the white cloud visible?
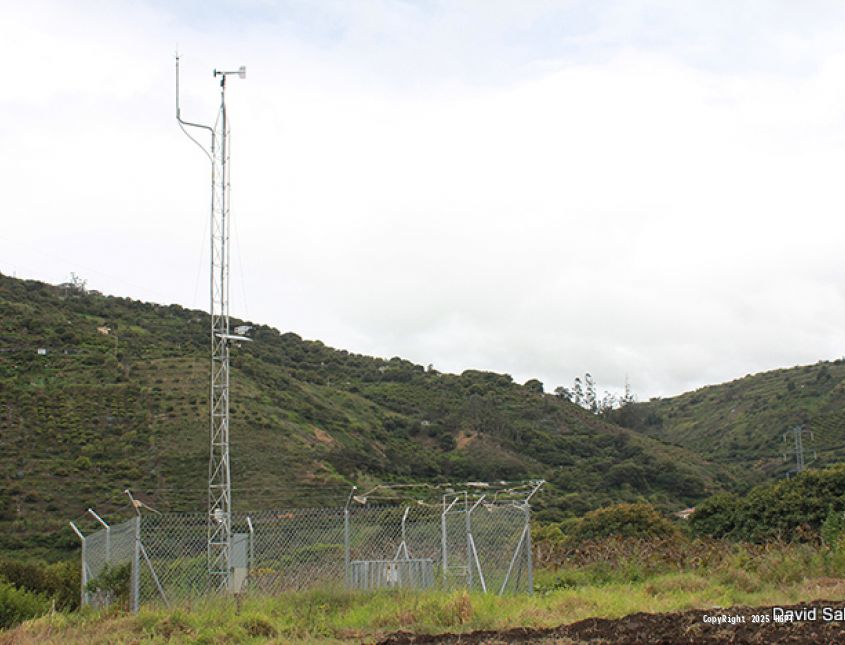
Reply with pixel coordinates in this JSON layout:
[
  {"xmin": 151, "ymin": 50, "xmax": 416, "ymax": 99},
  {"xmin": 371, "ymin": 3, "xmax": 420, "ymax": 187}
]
[{"xmin": 3, "ymin": 1, "xmax": 845, "ymax": 398}]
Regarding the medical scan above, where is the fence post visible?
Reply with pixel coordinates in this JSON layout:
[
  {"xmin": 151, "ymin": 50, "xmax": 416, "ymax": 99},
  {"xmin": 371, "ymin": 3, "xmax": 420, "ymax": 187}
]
[
  {"xmin": 440, "ymin": 505, "xmax": 447, "ymax": 588},
  {"xmin": 524, "ymin": 505, "xmax": 533, "ymax": 594},
  {"xmin": 80, "ymin": 536, "xmax": 87, "ymax": 606},
  {"xmin": 246, "ymin": 515, "xmax": 254, "ymax": 590},
  {"xmin": 464, "ymin": 493, "xmax": 473, "ymax": 589},
  {"xmin": 499, "ymin": 521, "xmax": 528, "ymax": 595},
  {"xmin": 441, "ymin": 495, "xmax": 459, "ymax": 589},
  {"xmin": 88, "ymin": 509, "xmax": 111, "ymax": 564},
  {"xmin": 69, "ymin": 522, "xmax": 86, "ymax": 607},
  {"xmin": 467, "ymin": 496, "xmax": 487, "ymax": 593},
  {"xmin": 130, "ymin": 515, "xmax": 141, "ymax": 613},
  {"xmin": 344, "ymin": 508, "xmax": 350, "ymax": 588},
  {"xmin": 343, "ymin": 487, "xmax": 357, "ymax": 589}
]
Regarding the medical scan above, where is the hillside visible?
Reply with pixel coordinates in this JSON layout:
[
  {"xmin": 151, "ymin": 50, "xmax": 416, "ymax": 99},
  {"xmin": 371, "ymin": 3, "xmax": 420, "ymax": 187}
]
[
  {"xmin": 0, "ymin": 273, "xmax": 734, "ymax": 558},
  {"xmin": 614, "ymin": 360, "xmax": 845, "ymax": 485}
]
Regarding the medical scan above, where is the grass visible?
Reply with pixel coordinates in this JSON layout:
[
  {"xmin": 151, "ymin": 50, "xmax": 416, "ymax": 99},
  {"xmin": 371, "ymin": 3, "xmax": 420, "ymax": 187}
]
[
  {"xmin": 7, "ymin": 537, "xmax": 845, "ymax": 642},
  {"xmin": 5, "ymin": 572, "xmax": 845, "ymax": 644}
]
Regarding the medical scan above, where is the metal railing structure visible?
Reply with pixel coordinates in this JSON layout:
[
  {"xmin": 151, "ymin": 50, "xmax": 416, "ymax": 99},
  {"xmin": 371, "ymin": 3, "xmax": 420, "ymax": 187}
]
[{"xmin": 71, "ymin": 484, "xmax": 540, "ymax": 611}]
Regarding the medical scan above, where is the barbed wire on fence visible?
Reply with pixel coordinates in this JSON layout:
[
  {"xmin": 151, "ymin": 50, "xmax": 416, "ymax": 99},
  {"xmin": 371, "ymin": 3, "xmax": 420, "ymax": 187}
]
[{"xmin": 75, "ymin": 497, "xmax": 535, "ymax": 611}]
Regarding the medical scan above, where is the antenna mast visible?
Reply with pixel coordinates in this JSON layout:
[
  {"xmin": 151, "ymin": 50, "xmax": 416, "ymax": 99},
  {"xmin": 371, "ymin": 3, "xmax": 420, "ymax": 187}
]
[{"xmin": 176, "ymin": 55, "xmax": 246, "ymax": 592}]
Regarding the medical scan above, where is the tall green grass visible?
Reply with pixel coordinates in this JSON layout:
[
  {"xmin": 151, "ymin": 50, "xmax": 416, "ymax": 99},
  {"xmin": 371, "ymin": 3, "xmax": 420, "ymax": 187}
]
[
  {"xmin": 6, "ymin": 576, "xmax": 845, "ymax": 645},
  {"xmin": 534, "ymin": 535, "xmax": 845, "ymax": 591},
  {"xmin": 5, "ymin": 538, "xmax": 845, "ymax": 643}
]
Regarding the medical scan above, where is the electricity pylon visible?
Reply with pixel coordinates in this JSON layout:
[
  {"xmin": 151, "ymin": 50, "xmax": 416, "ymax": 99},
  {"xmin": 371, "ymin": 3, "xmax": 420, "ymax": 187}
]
[{"xmin": 783, "ymin": 425, "xmax": 816, "ymax": 476}]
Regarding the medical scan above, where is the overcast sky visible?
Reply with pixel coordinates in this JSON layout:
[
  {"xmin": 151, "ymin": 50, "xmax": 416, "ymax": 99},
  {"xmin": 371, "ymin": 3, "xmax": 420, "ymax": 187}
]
[{"xmin": 3, "ymin": 1, "xmax": 845, "ymax": 399}]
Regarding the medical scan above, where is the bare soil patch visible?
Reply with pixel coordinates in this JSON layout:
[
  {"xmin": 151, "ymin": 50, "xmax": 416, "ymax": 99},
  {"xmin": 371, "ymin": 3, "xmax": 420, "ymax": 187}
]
[{"xmin": 376, "ymin": 600, "xmax": 845, "ymax": 644}]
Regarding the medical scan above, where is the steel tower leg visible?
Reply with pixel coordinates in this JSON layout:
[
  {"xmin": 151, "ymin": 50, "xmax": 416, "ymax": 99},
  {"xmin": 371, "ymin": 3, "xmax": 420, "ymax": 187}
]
[{"xmin": 207, "ymin": 73, "xmax": 232, "ymax": 592}]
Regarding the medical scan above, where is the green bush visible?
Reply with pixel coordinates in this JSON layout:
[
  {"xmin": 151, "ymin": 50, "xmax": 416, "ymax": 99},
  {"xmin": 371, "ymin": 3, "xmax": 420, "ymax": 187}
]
[
  {"xmin": 821, "ymin": 507, "xmax": 845, "ymax": 549},
  {"xmin": 0, "ymin": 558, "xmax": 79, "ymax": 611},
  {"xmin": 689, "ymin": 493, "xmax": 740, "ymax": 539},
  {"xmin": 85, "ymin": 563, "xmax": 130, "ymax": 609},
  {"xmin": 570, "ymin": 503, "xmax": 678, "ymax": 541},
  {"xmin": 692, "ymin": 465, "xmax": 845, "ymax": 542},
  {"xmin": 532, "ymin": 523, "xmax": 566, "ymax": 545},
  {"xmin": 0, "ymin": 559, "xmax": 50, "ymax": 597},
  {"xmin": 0, "ymin": 580, "xmax": 49, "ymax": 629}
]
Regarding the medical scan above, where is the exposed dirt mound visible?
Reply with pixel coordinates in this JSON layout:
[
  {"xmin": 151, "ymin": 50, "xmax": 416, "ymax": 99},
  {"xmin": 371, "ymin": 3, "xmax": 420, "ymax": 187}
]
[{"xmin": 376, "ymin": 601, "xmax": 845, "ymax": 644}]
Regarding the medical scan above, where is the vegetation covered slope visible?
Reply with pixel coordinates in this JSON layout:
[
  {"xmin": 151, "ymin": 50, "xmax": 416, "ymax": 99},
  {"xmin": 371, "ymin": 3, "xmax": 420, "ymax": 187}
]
[
  {"xmin": 0, "ymin": 273, "xmax": 732, "ymax": 558},
  {"xmin": 690, "ymin": 463, "xmax": 845, "ymax": 542},
  {"xmin": 614, "ymin": 360, "xmax": 845, "ymax": 485}
]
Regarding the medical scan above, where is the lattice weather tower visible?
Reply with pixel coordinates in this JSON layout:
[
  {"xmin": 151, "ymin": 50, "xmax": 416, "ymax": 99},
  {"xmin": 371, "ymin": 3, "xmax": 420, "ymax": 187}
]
[{"xmin": 175, "ymin": 55, "xmax": 249, "ymax": 593}]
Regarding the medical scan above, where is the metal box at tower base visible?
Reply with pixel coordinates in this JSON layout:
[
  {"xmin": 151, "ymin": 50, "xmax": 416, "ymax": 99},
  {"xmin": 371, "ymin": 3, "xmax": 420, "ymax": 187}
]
[
  {"xmin": 229, "ymin": 532, "xmax": 250, "ymax": 594},
  {"xmin": 348, "ymin": 559, "xmax": 434, "ymax": 590}
]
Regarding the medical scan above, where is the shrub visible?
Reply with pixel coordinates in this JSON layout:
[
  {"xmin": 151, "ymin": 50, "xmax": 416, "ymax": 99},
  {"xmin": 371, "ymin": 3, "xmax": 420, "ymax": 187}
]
[
  {"xmin": 0, "ymin": 558, "xmax": 80, "ymax": 611},
  {"xmin": 0, "ymin": 559, "xmax": 50, "ymax": 597},
  {"xmin": 570, "ymin": 503, "xmax": 678, "ymax": 541},
  {"xmin": 85, "ymin": 563, "xmax": 130, "ymax": 609},
  {"xmin": 821, "ymin": 507, "xmax": 845, "ymax": 548},
  {"xmin": 689, "ymin": 493, "xmax": 740, "ymax": 539},
  {"xmin": 523, "ymin": 379, "xmax": 544, "ymax": 395},
  {"xmin": 0, "ymin": 580, "xmax": 49, "ymax": 629},
  {"xmin": 692, "ymin": 464, "xmax": 845, "ymax": 542},
  {"xmin": 45, "ymin": 560, "xmax": 80, "ymax": 611}
]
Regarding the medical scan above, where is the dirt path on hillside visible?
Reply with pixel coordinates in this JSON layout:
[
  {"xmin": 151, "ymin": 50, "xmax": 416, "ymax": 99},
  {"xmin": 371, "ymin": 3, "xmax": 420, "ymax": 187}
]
[{"xmin": 376, "ymin": 600, "xmax": 845, "ymax": 644}]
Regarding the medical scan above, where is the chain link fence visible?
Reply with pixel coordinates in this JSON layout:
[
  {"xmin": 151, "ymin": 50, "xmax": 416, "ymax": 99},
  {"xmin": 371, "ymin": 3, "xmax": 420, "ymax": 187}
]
[
  {"xmin": 76, "ymin": 499, "xmax": 533, "ymax": 611},
  {"xmin": 77, "ymin": 517, "xmax": 136, "ymax": 608}
]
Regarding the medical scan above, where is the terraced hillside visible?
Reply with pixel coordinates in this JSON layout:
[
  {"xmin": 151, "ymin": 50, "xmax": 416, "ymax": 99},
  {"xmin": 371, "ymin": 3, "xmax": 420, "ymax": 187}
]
[
  {"xmin": 0, "ymin": 273, "xmax": 734, "ymax": 558},
  {"xmin": 615, "ymin": 360, "xmax": 845, "ymax": 485}
]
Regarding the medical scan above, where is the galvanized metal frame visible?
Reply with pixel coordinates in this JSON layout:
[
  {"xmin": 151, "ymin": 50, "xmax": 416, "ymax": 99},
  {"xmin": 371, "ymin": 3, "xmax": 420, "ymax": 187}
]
[
  {"xmin": 175, "ymin": 56, "xmax": 245, "ymax": 593},
  {"xmin": 87, "ymin": 508, "xmax": 110, "ymax": 564},
  {"xmin": 68, "ymin": 521, "xmax": 87, "ymax": 607},
  {"xmin": 467, "ymin": 496, "xmax": 487, "ymax": 593},
  {"xmin": 393, "ymin": 506, "xmax": 412, "ymax": 561},
  {"xmin": 441, "ymin": 493, "xmax": 464, "ymax": 586},
  {"xmin": 131, "ymin": 515, "xmax": 140, "ymax": 613}
]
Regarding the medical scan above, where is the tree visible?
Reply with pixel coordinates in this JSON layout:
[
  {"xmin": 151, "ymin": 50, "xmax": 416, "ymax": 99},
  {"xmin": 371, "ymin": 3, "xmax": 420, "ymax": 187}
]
[
  {"xmin": 621, "ymin": 375, "xmax": 636, "ymax": 406},
  {"xmin": 572, "ymin": 378, "xmax": 583, "ymax": 407},
  {"xmin": 599, "ymin": 391, "xmax": 617, "ymax": 415},
  {"xmin": 69, "ymin": 272, "xmax": 87, "ymax": 293},
  {"xmin": 524, "ymin": 378, "xmax": 544, "ymax": 395},
  {"xmin": 584, "ymin": 373, "xmax": 597, "ymax": 413},
  {"xmin": 554, "ymin": 386, "xmax": 572, "ymax": 401},
  {"xmin": 607, "ymin": 460, "xmax": 648, "ymax": 490}
]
